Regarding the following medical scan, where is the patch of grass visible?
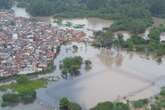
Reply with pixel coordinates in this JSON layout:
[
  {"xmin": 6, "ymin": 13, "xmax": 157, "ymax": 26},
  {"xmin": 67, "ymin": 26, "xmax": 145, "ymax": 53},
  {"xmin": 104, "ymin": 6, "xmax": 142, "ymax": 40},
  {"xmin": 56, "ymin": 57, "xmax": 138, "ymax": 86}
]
[
  {"xmin": 0, "ymin": 79, "xmax": 47, "ymax": 93},
  {"xmin": 0, "ymin": 76, "xmax": 47, "ymax": 107}
]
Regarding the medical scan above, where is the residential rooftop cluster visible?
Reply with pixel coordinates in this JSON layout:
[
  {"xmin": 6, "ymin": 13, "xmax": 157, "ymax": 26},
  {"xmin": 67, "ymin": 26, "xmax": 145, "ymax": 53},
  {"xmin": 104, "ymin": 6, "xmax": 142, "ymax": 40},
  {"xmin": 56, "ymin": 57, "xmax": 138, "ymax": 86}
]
[{"xmin": 0, "ymin": 12, "xmax": 86, "ymax": 77}]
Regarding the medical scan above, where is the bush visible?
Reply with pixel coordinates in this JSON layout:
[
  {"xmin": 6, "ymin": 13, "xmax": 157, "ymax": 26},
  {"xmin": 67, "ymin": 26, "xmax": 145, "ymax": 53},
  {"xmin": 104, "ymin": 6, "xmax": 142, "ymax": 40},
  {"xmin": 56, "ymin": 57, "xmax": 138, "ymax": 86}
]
[
  {"xmin": 160, "ymin": 87, "xmax": 165, "ymax": 96},
  {"xmin": 2, "ymin": 93, "xmax": 20, "ymax": 104},
  {"xmin": 59, "ymin": 97, "xmax": 81, "ymax": 110},
  {"xmin": 1, "ymin": 101, "xmax": 9, "ymax": 107},
  {"xmin": 113, "ymin": 102, "xmax": 130, "ymax": 110},
  {"xmin": 91, "ymin": 101, "xmax": 130, "ymax": 110},
  {"xmin": 90, "ymin": 102, "xmax": 113, "ymax": 110},
  {"xmin": 69, "ymin": 102, "xmax": 81, "ymax": 110},
  {"xmin": 20, "ymin": 91, "xmax": 36, "ymax": 104},
  {"xmin": 132, "ymin": 99, "xmax": 148, "ymax": 108},
  {"xmin": 156, "ymin": 98, "xmax": 165, "ymax": 108},
  {"xmin": 61, "ymin": 56, "xmax": 83, "ymax": 76},
  {"xmin": 151, "ymin": 104, "xmax": 161, "ymax": 110},
  {"xmin": 1, "ymin": 91, "xmax": 37, "ymax": 107},
  {"xmin": 85, "ymin": 60, "xmax": 92, "ymax": 71},
  {"xmin": 60, "ymin": 97, "xmax": 70, "ymax": 110}
]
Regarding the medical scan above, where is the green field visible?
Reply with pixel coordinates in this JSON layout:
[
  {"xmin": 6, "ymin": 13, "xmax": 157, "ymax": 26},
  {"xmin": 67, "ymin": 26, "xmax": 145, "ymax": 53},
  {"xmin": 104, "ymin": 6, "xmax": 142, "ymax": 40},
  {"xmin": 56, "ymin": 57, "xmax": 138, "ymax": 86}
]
[{"xmin": 0, "ymin": 79, "xmax": 47, "ymax": 93}]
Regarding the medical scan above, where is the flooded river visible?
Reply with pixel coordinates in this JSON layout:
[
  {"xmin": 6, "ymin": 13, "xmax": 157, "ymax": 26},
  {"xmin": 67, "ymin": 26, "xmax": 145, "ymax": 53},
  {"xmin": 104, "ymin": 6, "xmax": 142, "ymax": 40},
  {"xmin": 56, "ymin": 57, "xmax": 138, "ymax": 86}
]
[
  {"xmin": 2, "ymin": 5, "xmax": 165, "ymax": 110},
  {"xmin": 51, "ymin": 17, "xmax": 113, "ymax": 31}
]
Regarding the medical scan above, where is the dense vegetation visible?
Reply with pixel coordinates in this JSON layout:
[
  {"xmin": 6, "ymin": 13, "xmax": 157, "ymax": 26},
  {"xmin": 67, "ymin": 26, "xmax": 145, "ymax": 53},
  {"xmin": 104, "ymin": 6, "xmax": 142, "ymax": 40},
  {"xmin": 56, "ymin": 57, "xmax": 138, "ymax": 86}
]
[
  {"xmin": 90, "ymin": 87, "xmax": 165, "ymax": 110},
  {"xmin": 0, "ymin": 76, "xmax": 47, "ymax": 107},
  {"xmin": 1, "ymin": 91, "xmax": 36, "ymax": 107},
  {"xmin": 0, "ymin": 0, "xmax": 12, "ymax": 9},
  {"xmin": 14, "ymin": 0, "xmax": 165, "ymax": 33},
  {"xmin": 60, "ymin": 56, "xmax": 92, "ymax": 77},
  {"xmin": 60, "ymin": 56, "xmax": 83, "ymax": 76},
  {"xmin": 59, "ymin": 97, "xmax": 81, "ymax": 110},
  {"xmin": 58, "ymin": 87, "xmax": 165, "ymax": 110},
  {"xmin": 84, "ymin": 60, "xmax": 92, "ymax": 71},
  {"xmin": 95, "ymin": 25, "xmax": 165, "ymax": 57},
  {"xmin": 15, "ymin": 0, "xmax": 165, "ymax": 18},
  {"xmin": 132, "ymin": 99, "xmax": 148, "ymax": 108},
  {"xmin": 91, "ymin": 101, "xmax": 130, "ymax": 110},
  {"xmin": 0, "ymin": 75, "xmax": 47, "ymax": 93},
  {"xmin": 149, "ymin": 0, "xmax": 165, "ymax": 18}
]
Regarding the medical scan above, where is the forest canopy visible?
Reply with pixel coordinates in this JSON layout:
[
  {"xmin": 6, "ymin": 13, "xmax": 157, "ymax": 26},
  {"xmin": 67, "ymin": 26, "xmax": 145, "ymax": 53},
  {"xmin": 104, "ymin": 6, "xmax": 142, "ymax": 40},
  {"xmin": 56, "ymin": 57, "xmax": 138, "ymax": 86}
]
[
  {"xmin": 0, "ymin": 0, "xmax": 12, "ymax": 9},
  {"xmin": 14, "ymin": 0, "xmax": 165, "ymax": 19}
]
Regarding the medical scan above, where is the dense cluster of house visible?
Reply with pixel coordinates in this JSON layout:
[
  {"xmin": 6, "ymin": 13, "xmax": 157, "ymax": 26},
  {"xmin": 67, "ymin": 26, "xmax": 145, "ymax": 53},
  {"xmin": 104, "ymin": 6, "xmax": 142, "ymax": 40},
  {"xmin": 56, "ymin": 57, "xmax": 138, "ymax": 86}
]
[{"xmin": 0, "ymin": 12, "xmax": 86, "ymax": 77}]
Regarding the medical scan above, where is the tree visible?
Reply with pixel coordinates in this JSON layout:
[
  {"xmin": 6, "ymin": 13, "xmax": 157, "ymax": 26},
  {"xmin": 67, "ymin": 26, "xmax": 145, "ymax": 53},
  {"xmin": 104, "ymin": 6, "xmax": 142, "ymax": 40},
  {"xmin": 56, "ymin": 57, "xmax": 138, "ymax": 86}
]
[
  {"xmin": 0, "ymin": 0, "xmax": 12, "ymax": 9},
  {"xmin": 91, "ymin": 101, "xmax": 130, "ymax": 110},
  {"xmin": 61, "ymin": 56, "xmax": 83, "ymax": 76},
  {"xmin": 68, "ymin": 102, "xmax": 81, "ymax": 110},
  {"xmin": 148, "ymin": 27, "xmax": 161, "ymax": 42},
  {"xmin": 86, "ymin": 0, "xmax": 106, "ymax": 10},
  {"xmin": 150, "ymin": 104, "xmax": 161, "ymax": 110},
  {"xmin": 113, "ymin": 102, "xmax": 130, "ymax": 110},
  {"xmin": 132, "ymin": 99, "xmax": 149, "ymax": 108},
  {"xmin": 2, "ymin": 93, "xmax": 20, "ymax": 104},
  {"xmin": 60, "ymin": 97, "xmax": 70, "ymax": 110},
  {"xmin": 90, "ymin": 102, "xmax": 113, "ymax": 110},
  {"xmin": 149, "ymin": 0, "xmax": 165, "ymax": 18},
  {"xmin": 20, "ymin": 91, "xmax": 36, "ymax": 104},
  {"xmin": 28, "ymin": 0, "xmax": 53, "ymax": 16},
  {"xmin": 84, "ymin": 60, "xmax": 92, "ymax": 71},
  {"xmin": 59, "ymin": 97, "xmax": 81, "ymax": 110}
]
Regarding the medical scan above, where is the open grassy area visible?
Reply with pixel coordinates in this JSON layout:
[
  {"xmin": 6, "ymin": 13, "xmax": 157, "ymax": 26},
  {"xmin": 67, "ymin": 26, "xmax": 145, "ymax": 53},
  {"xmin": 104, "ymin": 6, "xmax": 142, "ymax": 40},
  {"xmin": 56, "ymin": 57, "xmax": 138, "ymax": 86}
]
[
  {"xmin": 0, "ymin": 79, "xmax": 47, "ymax": 93},
  {"xmin": 0, "ymin": 76, "xmax": 48, "ymax": 107}
]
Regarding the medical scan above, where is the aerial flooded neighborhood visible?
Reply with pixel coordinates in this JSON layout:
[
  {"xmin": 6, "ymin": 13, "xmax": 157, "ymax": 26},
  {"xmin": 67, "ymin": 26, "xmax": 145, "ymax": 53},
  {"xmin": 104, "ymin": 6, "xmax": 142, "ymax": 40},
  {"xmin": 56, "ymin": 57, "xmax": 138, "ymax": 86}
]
[
  {"xmin": 0, "ymin": 0, "xmax": 165, "ymax": 110},
  {"xmin": 0, "ymin": 11, "xmax": 86, "ymax": 77}
]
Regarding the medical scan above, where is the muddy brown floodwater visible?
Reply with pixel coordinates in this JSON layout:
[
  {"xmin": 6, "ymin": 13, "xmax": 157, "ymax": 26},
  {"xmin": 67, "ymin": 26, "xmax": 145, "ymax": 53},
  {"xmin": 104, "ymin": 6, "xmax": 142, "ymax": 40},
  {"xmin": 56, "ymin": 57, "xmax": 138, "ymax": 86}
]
[
  {"xmin": 37, "ymin": 43, "xmax": 165, "ymax": 110},
  {"xmin": 5, "ymin": 6, "xmax": 165, "ymax": 110}
]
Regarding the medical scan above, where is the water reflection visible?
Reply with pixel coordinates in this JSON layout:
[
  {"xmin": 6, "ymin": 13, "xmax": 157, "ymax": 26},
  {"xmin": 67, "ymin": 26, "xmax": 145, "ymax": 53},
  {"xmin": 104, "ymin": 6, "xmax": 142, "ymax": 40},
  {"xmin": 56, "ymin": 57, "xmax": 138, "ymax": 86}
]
[{"xmin": 99, "ymin": 48, "xmax": 124, "ymax": 67}]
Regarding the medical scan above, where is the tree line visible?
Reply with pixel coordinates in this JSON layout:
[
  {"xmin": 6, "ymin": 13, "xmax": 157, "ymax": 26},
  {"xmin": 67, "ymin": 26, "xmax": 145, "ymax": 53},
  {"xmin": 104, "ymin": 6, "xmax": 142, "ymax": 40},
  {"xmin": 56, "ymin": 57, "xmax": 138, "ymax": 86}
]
[
  {"xmin": 14, "ymin": 0, "xmax": 165, "ymax": 19},
  {"xmin": 11, "ymin": 0, "xmax": 164, "ymax": 33},
  {"xmin": 0, "ymin": 0, "xmax": 12, "ymax": 9},
  {"xmin": 59, "ymin": 87, "xmax": 165, "ymax": 110},
  {"xmin": 1, "ymin": 0, "xmax": 165, "ymax": 34}
]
